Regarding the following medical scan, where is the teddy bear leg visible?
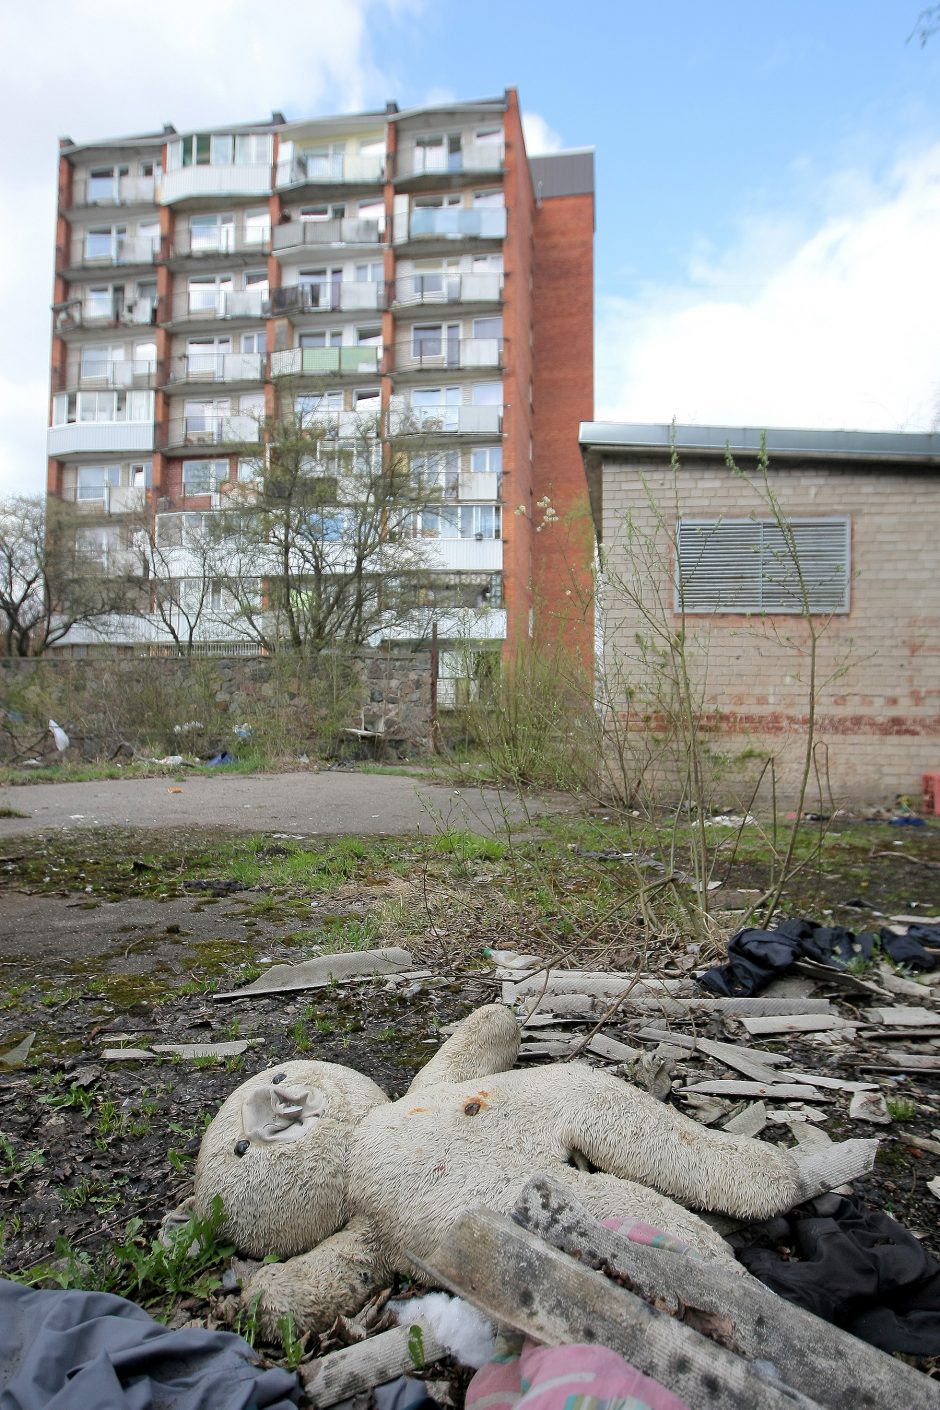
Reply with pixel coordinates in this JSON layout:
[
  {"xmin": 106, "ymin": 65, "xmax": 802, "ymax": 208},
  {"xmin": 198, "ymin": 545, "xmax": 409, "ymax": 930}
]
[
  {"xmin": 560, "ymin": 1075, "xmax": 801, "ymax": 1221},
  {"xmin": 241, "ymin": 1216, "xmax": 387, "ymax": 1338},
  {"xmin": 407, "ymin": 1003, "xmax": 520, "ymax": 1091}
]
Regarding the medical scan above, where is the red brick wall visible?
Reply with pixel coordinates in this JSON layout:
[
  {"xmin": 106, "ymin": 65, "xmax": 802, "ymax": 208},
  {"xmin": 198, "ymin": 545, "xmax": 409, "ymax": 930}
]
[{"xmin": 531, "ymin": 190, "xmax": 595, "ymax": 676}]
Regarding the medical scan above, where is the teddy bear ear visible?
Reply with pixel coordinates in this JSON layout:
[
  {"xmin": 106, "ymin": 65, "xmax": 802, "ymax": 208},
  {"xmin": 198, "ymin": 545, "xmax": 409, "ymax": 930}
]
[{"xmin": 241, "ymin": 1081, "xmax": 328, "ymax": 1145}]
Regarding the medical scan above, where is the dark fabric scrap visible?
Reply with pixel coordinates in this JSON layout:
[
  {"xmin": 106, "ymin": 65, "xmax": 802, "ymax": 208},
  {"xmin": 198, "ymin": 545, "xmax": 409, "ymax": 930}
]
[
  {"xmin": 698, "ymin": 917, "xmax": 938, "ymax": 997},
  {"xmin": 0, "ymin": 1277, "xmax": 299, "ymax": 1410},
  {"xmin": 737, "ymin": 1194, "xmax": 940, "ymax": 1356}
]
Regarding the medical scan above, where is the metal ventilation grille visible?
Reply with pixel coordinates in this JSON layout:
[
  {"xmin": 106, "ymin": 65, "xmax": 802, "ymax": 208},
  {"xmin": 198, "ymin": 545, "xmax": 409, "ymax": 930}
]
[{"xmin": 675, "ymin": 517, "xmax": 850, "ymax": 614}]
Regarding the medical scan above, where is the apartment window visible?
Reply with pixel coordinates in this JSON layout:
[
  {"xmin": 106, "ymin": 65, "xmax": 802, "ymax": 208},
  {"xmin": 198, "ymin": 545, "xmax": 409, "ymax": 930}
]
[
  {"xmin": 190, "ymin": 214, "xmax": 234, "ymax": 252},
  {"xmin": 139, "ymin": 160, "xmax": 156, "ymax": 178},
  {"xmin": 63, "ymin": 390, "xmax": 152, "ymax": 423},
  {"xmin": 80, "ymin": 344, "xmax": 122, "ymax": 378},
  {"xmin": 472, "ymin": 190, "xmax": 504, "ymax": 208},
  {"xmin": 300, "ymin": 329, "xmax": 343, "ymax": 349},
  {"xmin": 460, "ymin": 505, "xmax": 501, "ymax": 539},
  {"xmin": 241, "ymin": 330, "xmax": 264, "ymax": 354},
  {"xmin": 471, "ymin": 446, "xmax": 502, "ymax": 476},
  {"xmin": 297, "ymin": 391, "xmax": 343, "ymax": 420},
  {"xmin": 355, "ymin": 262, "xmax": 383, "ymax": 284},
  {"xmin": 300, "ymin": 203, "xmax": 345, "ymax": 221},
  {"xmin": 189, "ymin": 274, "xmax": 233, "ymax": 311},
  {"xmin": 473, "ymin": 316, "xmax": 502, "ymax": 341},
  {"xmin": 471, "ymin": 382, "xmax": 502, "ymax": 405},
  {"xmin": 356, "ymin": 199, "xmax": 384, "ymax": 229},
  {"xmin": 244, "ymin": 209, "xmax": 271, "ymax": 246},
  {"xmin": 86, "ymin": 225, "xmax": 125, "ymax": 260},
  {"xmin": 182, "ymin": 460, "xmax": 229, "ymax": 495},
  {"xmin": 675, "ymin": 517, "xmax": 851, "ymax": 614},
  {"xmin": 76, "ymin": 466, "xmax": 121, "ymax": 500},
  {"xmin": 357, "ymin": 327, "xmax": 381, "ymax": 347},
  {"xmin": 87, "ymin": 167, "xmax": 115, "ymax": 201},
  {"xmin": 475, "ymin": 127, "xmax": 503, "ymax": 151},
  {"xmin": 235, "ymin": 134, "xmax": 273, "ymax": 166}
]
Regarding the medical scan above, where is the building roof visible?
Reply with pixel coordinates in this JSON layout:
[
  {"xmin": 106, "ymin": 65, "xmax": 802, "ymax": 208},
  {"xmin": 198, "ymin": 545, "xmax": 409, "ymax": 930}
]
[
  {"xmin": 530, "ymin": 149, "xmax": 595, "ymax": 200},
  {"xmin": 579, "ymin": 421, "xmax": 940, "ymax": 464}
]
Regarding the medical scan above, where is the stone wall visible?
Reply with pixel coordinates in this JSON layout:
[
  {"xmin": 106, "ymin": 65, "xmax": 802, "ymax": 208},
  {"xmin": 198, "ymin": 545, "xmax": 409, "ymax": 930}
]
[
  {"xmin": 599, "ymin": 454, "xmax": 940, "ymax": 806},
  {"xmin": 0, "ymin": 648, "xmax": 433, "ymax": 759}
]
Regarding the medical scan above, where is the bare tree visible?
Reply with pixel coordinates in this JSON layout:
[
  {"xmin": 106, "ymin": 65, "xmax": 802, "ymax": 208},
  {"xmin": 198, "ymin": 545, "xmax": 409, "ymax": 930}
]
[
  {"xmin": 134, "ymin": 511, "xmax": 224, "ymax": 656},
  {"xmin": 202, "ymin": 390, "xmax": 446, "ymax": 655},
  {"xmin": 0, "ymin": 495, "xmax": 141, "ymax": 656}
]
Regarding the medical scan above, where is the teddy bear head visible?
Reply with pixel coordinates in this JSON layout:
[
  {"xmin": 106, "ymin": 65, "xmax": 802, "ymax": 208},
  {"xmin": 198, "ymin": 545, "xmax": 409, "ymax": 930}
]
[{"xmin": 193, "ymin": 1059, "xmax": 388, "ymax": 1258}]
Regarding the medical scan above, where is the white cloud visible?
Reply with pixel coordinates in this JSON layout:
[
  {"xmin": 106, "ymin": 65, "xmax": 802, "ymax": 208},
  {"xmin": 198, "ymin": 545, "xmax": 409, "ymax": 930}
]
[
  {"xmin": 0, "ymin": 0, "xmax": 417, "ymax": 496},
  {"xmin": 522, "ymin": 111, "xmax": 564, "ymax": 156},
  {"xmin": 598, "ymin": 144, "xmax": 940, "ymax": 434}
]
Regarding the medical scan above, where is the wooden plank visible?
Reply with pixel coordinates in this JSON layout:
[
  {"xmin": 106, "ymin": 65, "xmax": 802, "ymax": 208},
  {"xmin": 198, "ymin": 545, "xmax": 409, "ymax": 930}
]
[
  {"xmin": 740, "ymin": 1014, "xmax": 852, "ymax": 1036},
  {"xmin": 587, "ymin": 1033, "xmax": 643, "ymax": 1063},
  {"xmin": 408, "ymin": 1211, "xmax": 822, "ymax": 1410},
  {"xmin": 302, "ymin": 1325, "xmax": 445, "ymax": 1408},
  {"xmin": 513, "ymin": 1176, "xmax": 939, "ymax": 1410},
  {"xmin": 682, "ymin": 1080, "xmax": 826, "ymax": 1102},
  {"xmin": 635, "ymin": 1029, "xmax": 791, "ymax": 1065},
  {"xmin": 526, "ymin": 994, "xmax": 832, "ymax": 1021},
  {"xmin": 695, "ymin": 1037, "xmax": 784, "ymax": 1084},
  {"xmin": 866, "ymin": 1006, "xmax": 940, "ymax": 1029}
]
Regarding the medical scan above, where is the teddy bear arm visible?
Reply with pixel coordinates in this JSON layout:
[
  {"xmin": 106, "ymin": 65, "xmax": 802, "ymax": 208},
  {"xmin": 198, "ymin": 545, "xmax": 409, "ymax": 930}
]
[
  {"xmin": 242, "ymin": 1215, "xmax": 387, "ymax": 1338},
  {"xmin": 560, "ymin": 1083, "xmax": 801, "ymax": 1221},
  {"xmin": 406, "ymin": 1002, "xmax": 520, "ymax": 1092}
]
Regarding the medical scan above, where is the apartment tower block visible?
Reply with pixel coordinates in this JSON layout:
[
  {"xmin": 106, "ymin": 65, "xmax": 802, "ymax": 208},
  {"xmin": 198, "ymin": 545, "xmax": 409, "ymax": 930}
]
[{"xmin": 48, "ymin": 90, "xmax": 594, "ymax": 685}]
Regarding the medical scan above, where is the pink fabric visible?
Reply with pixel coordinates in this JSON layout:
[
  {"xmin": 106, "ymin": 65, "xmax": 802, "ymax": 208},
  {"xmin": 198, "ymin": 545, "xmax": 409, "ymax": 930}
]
[
  {"xmin": 600, "ymin": 1217, "xmax": 694, "ymax": 1257},
  {"xmin": 466, "ymin": 1340, "xmax": 691, "ymax": 1410}
]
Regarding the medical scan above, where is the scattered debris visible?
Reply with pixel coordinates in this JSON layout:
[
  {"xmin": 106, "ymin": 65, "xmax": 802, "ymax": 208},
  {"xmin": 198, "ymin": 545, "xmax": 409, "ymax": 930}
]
[
  {"xmin": 848, "ymin": 1090, "xmax": 892, "ymax": 1124},
  {"xmin": 0, "ymin": 1031, "xmax": 35, "ymax": 1068},
  {"xmin": 214, "ymin": 947, "xmax": 415, "ymax": 1000}
]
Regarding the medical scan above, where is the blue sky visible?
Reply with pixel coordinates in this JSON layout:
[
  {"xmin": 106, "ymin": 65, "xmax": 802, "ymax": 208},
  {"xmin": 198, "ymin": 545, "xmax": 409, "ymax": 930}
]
[{"xmin": 0, "ymin": 0, "xmax": 938, "ymax": 493}]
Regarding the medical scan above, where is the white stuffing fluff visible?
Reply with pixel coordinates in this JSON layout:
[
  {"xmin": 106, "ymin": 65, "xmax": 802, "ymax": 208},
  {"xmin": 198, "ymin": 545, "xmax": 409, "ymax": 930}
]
[{"xmin": 390, "ymin": 1292, "xmax": 496, "ymax": 1368}]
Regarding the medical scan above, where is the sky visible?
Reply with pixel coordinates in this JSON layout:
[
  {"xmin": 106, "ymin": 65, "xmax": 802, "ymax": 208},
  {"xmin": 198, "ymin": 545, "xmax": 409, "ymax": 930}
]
[{"xmin": 0, "ymin": 0, "xmax": 938, "ymax": 495}]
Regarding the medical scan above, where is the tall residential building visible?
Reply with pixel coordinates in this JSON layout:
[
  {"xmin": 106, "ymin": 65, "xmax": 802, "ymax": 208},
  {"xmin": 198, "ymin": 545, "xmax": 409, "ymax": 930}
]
[{"xmin": 47, "ymin": 90, "xmax": 595, "ymax": 690}]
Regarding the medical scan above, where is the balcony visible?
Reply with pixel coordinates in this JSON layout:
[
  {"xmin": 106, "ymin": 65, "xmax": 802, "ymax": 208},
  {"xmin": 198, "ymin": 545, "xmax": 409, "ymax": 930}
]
[
  {"xmin": 418, "ymin": 538, "xmax": 503, "ymax": 571},
  {"xmin": 56, "ymin": 298, "xmax": 158, "ymax": 333},
  {"xmin": 394, "ymin": 206, "xmax": 507, "ymax": 246},
  {"xmin": 58, "ymin": 360, "xmax": 158, "ymax": 392},
  {"xmin": 166, "ymin": 352, "xmax": 265, "ymax": 386},
  {"xmin": 272, "ymin": 218, "xmax": 382, "ymax": 255},
  {"xmin": 393, "ymin": 337, "xmax": 503, "ymax": 374},
  {"xmin": 72, "ymin": 174, "xmax": 158, "ymax": 207},
  {"xmin": 394, "ymin": 141, "xmax": 504, "ymax": 183},
  {"xmin": 276, "ymin": 152, "xmax": 386, "ymax": 188},
  {"xmin": 169, "ymin": 289, "xmax": 268, "ymax": 324},
  {"xmin": 59, "ymin": 485, "xmax": 147, "ymax": 514},
  {"xmin": 394, "ymin": 272, "xmax": 502, "ymax": 308},
  {"xmin": 459, "ymin": 470, "xmax": 501, "ymax": 500},
  {"xmin": 388, "ymin": 404, "xmax": 502, "ymax": 437},
  {"xmin": 172, "ymin": 227, "xmax": 271, "ymax": 260},
  {"xmin": 48, "ymin": 421, "xmax": 155, "ymax": 456},
  {"xmin": 270, "ymin": 346, "xmax": 380, "ymax": 378},
  {"xmin": 380, "ymin": 606, "xmax": 506, "ymax": 642},
  {"xmin": 163, "ymin": 413, "xmax": 261, "ymax": 449},
  {"xmin": 270, "ymin": 282, "xmax": 385, "ymax": 316},
  {"xmin": 74, "ymin": 235, "xmax": 158, "ymax": 269},
  {"xmin": 159, "ymin": 164, "xmax": 272, "ymax": 204}
]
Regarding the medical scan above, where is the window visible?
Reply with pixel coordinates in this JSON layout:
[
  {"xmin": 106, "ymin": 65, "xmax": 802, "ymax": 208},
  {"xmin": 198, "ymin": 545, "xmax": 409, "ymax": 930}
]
[
  {"xmin": 472, "ymin": 190, "xmax": 504, "ymax": 208},
  {"xmin": 182, "ymin": 460, "xmax": 229, "ymax": 495},
  {"xmin": 413, "ymin": 450, "xmax": 459, "ymax": 497},
  {"xmin": 86, "ymin": 225, "xmax": 126, "ymax": 260},
  {"xmin": 87, "ymin": 167, "xmax": 115, "ymax": 201},
  {"xmin": 473, "ymin": 316, "xmax": 502, "ymax": 341},
  {"xmin": 300, "ymin": 203, "xmax": 345, "ymax": 221},
  {"xmin": 356, "ymin": 199, "xmax": 384, "ymax": 229},
  {"xmin": 471, "ymin": 382, "xmax": 502, "ymax": 405},
  {"xmin": 190, "ymin": 213, "xmax": 234, "ymax": 252},
  {"xmin": 675, "ymin": 517, "xmax": 851, "ymax": 614},
  {"xmin": 244, "ymin": 209, "xmax": 271, "ymax": 246},
  {"xmin": 471, "ymin": 446, "xmax": 502, "ymax": 476},
  {"xmin": 235, "ymin": 134, "xmax": 273, "ymax": 166},
  {"xmin": 75, "ymin": 466, "xmax": 120, "ymax": 500}
]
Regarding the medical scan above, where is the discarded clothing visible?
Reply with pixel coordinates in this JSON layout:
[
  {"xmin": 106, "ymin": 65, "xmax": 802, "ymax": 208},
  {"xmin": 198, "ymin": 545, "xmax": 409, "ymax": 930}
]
[
  {"xmin": 737, "ymin": 1194, "xmax": 940, "ymax": 1356},
  {"xmin": 374, "ymin": 1377, "xmax": 444, "ymax": 1410},
  {"xmin": 0, "ymin": 1277, "xmax": 299, "ymax": 1410},
  {"xmin": 466, "ymin": 1338, "xmax": 690, "ymax": 1410},
  {"xmin": 698, "ymin": 917, "xmax": 939, "ymax": 997},
  {"xmin": 207, "ymin": 751, "xmax": 236, "ymax": 766}
]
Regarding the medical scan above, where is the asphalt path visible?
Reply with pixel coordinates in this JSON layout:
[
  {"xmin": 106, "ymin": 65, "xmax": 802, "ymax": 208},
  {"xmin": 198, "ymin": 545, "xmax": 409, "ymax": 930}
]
[{"xmin": 0, "ymin": 770, "xmax": 571, "ymax": 840}]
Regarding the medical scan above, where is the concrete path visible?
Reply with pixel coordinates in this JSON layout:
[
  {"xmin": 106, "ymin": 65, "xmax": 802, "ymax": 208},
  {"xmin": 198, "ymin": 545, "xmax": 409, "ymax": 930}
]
[{"xmin": 0, "ymin": 770, "xmax": 572, "ymax": 840}]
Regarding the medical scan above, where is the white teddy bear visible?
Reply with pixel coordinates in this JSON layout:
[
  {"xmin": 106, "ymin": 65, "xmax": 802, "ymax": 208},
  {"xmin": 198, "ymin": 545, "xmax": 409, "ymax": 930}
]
[{"xmin": 189, "ymin": 1004, "xmax": 804, "ymax": 1334}]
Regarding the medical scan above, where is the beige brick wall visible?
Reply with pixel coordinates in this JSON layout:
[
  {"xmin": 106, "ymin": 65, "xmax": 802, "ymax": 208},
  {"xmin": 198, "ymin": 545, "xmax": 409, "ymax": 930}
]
[{"xmin": 599, "ymin": 454, "xmax": 940, "ymax": 806}]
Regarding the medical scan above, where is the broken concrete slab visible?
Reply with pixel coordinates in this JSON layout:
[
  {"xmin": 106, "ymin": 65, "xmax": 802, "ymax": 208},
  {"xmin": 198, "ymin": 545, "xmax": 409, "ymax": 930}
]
[
  {"xmin": 722, "ymin": 1101, "xmax": 767, "ymax": 1137},
  {"xmin": 848, "ymin": 1090, "xmax": 892, "ymax": 1125},
  {"xmin": 740, "ymin": 1013, "xmax": 853, "ymax": 1036},
  {"xmin": 213, "ymin": 946, "xmax": 414, "ymax": 1000},
  {"xmin": 682, "ymin": 1079, "xmax": 826, "ymax": 1102}
]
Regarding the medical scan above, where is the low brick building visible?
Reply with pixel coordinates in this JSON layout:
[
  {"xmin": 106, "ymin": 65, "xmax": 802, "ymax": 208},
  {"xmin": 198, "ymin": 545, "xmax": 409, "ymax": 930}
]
[{"xmin": 579, "ymin": 422, "xmax": 940, "ymax": 805}]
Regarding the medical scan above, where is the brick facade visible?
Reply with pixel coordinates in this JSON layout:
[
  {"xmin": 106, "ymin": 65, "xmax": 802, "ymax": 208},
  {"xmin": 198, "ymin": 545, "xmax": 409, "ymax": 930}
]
[{"xmin": 595, "ymin": 448, "xmax": 940, "ymax": 804}]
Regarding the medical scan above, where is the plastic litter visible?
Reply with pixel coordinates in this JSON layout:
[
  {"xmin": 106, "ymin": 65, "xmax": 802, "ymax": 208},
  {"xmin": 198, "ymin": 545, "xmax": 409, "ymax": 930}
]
[
  {"xmin": 48, "ymin": 720, "xmax": 69, "ymax": 752},
  {"xmin": 206, "ymin": 752, "xmax": 236, "ymax": 767}
]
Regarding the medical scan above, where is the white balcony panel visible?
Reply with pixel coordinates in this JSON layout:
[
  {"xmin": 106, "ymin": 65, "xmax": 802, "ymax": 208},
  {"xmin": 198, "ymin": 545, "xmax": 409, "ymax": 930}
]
[
  {"xmin": 179, "ymin": 353, "xmax": 264, "ymax": 383},
  {"xmin": 82, "ymin": 236, "xmax": 157, "ymax": 266},
  {"xmin": 75, "ymin": 174, "xmax": 157, "ymax": 206},
  {"xmin": 420, "ymin": 539, "xmax": 503, "ymax": 571},
  {"xmin": 388, "ymin": 405, "xmax": 502, "ymax": 436},
  {"xmin": 395, "ymin": 272, "xmax": 502, "ymax": 306},
  {"xmin": 277, "ymin": 152, "xmax": 386, "ymax": 186},
  {"xmin": 48, "ymin": 422, "xmax": 155, "ymax": 455},
  {"xmin": 460, "ymin": 471, "xmax": 500, "ymax": 500},
  {"xmin": 395, "ymin": 207, "xmax": 507, "ymax": 244},
  {"xmin": 160, "ymin": 164, "xmax": 272, "ymax": 203},
  {"xmin": 379, "ymin": 607, "xmax": 506, "ymax": 643}
]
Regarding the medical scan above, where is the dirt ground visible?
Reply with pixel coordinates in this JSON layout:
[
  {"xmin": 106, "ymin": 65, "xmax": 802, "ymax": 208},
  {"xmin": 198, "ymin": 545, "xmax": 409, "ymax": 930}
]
[{"xmin": 0, "ymin": 799, "xmax": 939, "ymax": 1392}]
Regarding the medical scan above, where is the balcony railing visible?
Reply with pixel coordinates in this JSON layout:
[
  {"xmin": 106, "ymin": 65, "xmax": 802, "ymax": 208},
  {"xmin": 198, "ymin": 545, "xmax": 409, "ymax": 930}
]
[
  {"xmin": 395, "ymin": 141, "xmax": 504, "ymax": 180},
  {"xmin": 170, "ymin": 289, "xmax": 269, "ymax": 322},
  {"xmin": 173, "ymin": 227, "xmax": 271, "ymax": 258},
  {"xmin": 59, "ymin": 359, "xmax": 158, "ymax": 392},
  {"xmin": 394, "ymin": 207, "xmax": 507, "ymax": 244},
  {"xmin": 419, "ymin": 538, "xmax": 503, "ymax": 571},
  {"xmin": 56, "ymin": 298, "xmax": 159, "ymax": 331},
  {"xmin": 272, "ymin": 218, "xmax": 382, "ymax": 252},
  {"xmin": 73, "ymin": 174, "xmax": 158, "ymax": 207},
  {"xmin": 276, "ymin": 152, "xmax": 386, "ymax": 187},
  {"xmin": 394, "ymin": 337, "xmax": 503, "ymax": 372},
  {"xmin": 163, "ymin": 413, "xmax": 261, "ymax": 448},
  {"xmin": 388, "ymin": 405, "xmax": 502, "ymax": 437},
  {"xmin": 394, "ymin": 272, "xmax": 502, "ymax": 306},
  {"xmin": 59, "ymin": 485, "xmax": 147, "ymax": 514},
  {"xmin": 270, "ymin": 346, "xmax": 380, "ymax": 378},
  {"xmin": 166, "ymin": 353, "xmax": 265, "ymax": 385},
  {"xmin": 76, "ymin": 235, "xmax": 158, "ymax": 267},
  {"xmin": 270, "ymin": 281, "xmax": 385, "ymax": 316},
  {"xmin": 47, "ymin": 421, "xmax": 156, "ymax": 456},
  {"xmin": 159, "ymin": 164, "xmax": 272, "ymax": 204}
]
